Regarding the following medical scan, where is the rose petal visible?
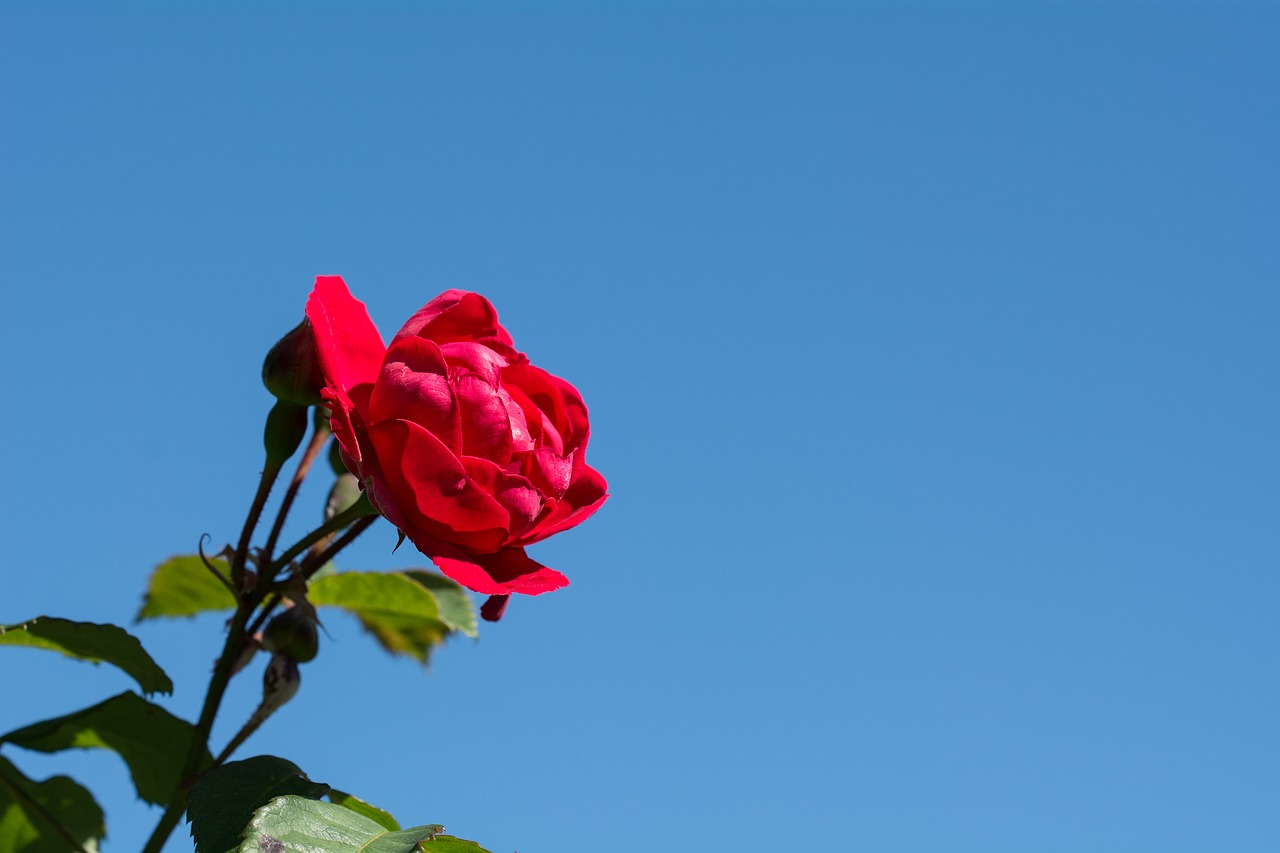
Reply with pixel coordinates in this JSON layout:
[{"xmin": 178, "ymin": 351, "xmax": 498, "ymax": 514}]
[
  {"xmin": 452, "ymin": 373, "xmax": 515, "ymax": 465},
  {"xmin": 393, "ymin": 290, "xmax": 519, "ymax": 359},
  {"xmin": 502, "ymin": 362, "xmax": 590, "ymax": 450},
  {"xmin": 503, "ymin": 392, "xmax": 534, "ymax": 453},
  {"xmin": 463, "ymin": 456, "xmax": 545, "ymax": 539},
  {"xmin": 306, "ymin": 276, "xmax": 387, "ymax": 396},
  {"xmin": 440, "ymin": 341, "xmax": 507, "ymax": 384},
  {"xmin": 517, "ymin": 464, "xmax": 608, "ymax": 545},
  {"xmin": 368, "ymin": 337, "xmax": 463, "ymax": 456},
  {"xmin": 480, "ymin": 594, "xmax": 510, "ymax": 622},
  {"xmin": 369, "ymin": 418, "xmax": 510, "ymax": 553},
  {"xmin": 321, "ymin": 387, "xmax": 367, "ymax": 478},
  {"xmin": 528, "ymin": 446, "xmax": 573, "ymax": 498},
  {"xmin": 415, "ymin": 539, "xmax": 569, "ymax": 596}
]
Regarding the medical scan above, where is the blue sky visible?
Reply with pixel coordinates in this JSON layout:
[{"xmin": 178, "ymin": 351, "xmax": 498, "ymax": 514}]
[{"xmin": 1, "ymin": 2, "xmax": 1277, "ymax": 851}]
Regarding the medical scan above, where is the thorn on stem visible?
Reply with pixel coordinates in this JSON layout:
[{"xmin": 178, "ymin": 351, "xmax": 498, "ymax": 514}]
[{"xmin": 198, "ymin": 534, "xmax": 237, "ymax": 596}]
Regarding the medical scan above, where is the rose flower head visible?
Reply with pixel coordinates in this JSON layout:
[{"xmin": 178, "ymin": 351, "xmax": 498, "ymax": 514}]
[{"xmin": 305, "ymin": 276, "xmax": 608, "ymax": 620}]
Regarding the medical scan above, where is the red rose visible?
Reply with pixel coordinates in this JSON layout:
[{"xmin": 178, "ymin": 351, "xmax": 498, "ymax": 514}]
[{"xmin": 305, "ymin": 276, "xmax": 608, "ymax": 620}]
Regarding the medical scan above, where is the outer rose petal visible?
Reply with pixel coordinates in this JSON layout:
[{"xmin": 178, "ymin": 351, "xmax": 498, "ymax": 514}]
[
  {"xmin": 392, "ymin": 290, "xmax": 518, "ymax": 359},
  {"xmin": 411, "ymin": 534, "xmax": 569, "ymax": 596},
  {"xmin": 306, "ymin": 276, "xmax": 387, "ymax": 395},
  {"xmin": 369, "ymin": 419, "xmax": 511, "ymax": 553},
  {"xmin": 517, "ymin": 463, "xmax": 609, "ymax": 545},
  {"xmin": 321, "ymin": 387, "xmax": 369, "ymax": 478}
]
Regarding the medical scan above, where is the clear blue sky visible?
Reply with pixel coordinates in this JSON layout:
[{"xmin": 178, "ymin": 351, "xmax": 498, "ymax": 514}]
[{"xmin": 2, "ymin": 3, "xmax": 1277, "ymax": 851}]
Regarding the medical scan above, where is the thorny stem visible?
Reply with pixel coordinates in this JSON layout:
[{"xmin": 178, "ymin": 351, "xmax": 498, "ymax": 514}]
[
  {"xmin": 210, "ymin": 658, "xmax": 299, "ymax": 770},
  {"xmin": 141, "ymin": 476, "xmax": 378, "ymax": 853},
  {"xmin": 230, "ymin": 459, "xmax": 284, "ymax": 587},
  {"xmin": 268, "ymin": 496, "xmax": 377, "ymax": 578},
  {"xmin": 140, "ymin": 598, "xmax": 256, "ymax": 853},
  {"xmin": 207, "ymin": 516, "xmax": 378, "ymax": 778},
  {"xmin": 245, "ymin": 514, "xmax": 378, "ymax": 640},
  {"xmin": 261, "ymin": 415, "xmax": 331, "ymax": 563},
  {"xmin": 300, "ymin": 513, "xmax": 379, "ymax": 580},
  {"xmin": 210, "ymin": 712, "xmax": 267, "ymax": 770}
]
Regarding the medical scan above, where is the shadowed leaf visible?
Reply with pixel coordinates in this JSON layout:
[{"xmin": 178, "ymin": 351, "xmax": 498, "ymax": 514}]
[
  {"xmin": 403, "ymin": 571, "xmax": 477, "ymax": 638},
  {"xmin": 0, "ymin": 755, "xmax": 105, "ymax": 853},
  {"xmin": 0, "ymin": 616, "xmax": 173, "ymax": 695},
  {"xmin": 188, "ymin": 756, "xmax": 330, "ymax": 853},
  {"xmin": 0, "ymin": 692, "xmax": 208, "ymax": 806}
]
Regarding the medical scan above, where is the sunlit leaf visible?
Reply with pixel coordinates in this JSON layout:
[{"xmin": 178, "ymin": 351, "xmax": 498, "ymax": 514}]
[
  {"xmin": 137, "ymin": 554, "xmax": 237, "ymax": 621},
  {"xmin": 0, "ymin": 755, "xmax": 105, "ymax": 853},
  {"xmin": 0, "ymin": 692, "xmax": 208, "ymax": 805},
  {"xmin": 403, "ymin": 571, "xmax": 477, "ymax": 638},
  {"xmin": 326, "ymin": 789, "xmax": 399, "ymax": 831},
  {"xmin": 309, "ymin": 570, "xmax": 477, "ymax": 664},
  {"xmin": 0, "ymin": 616, "xmax": 173, "ymax": 695},
  {"xmin": 188, "ymin": 756, "xmax": 329, "ymax": 853},
  {"xmin": 235, "ymin": 795, "xmax": 448, "ymax": 853}
]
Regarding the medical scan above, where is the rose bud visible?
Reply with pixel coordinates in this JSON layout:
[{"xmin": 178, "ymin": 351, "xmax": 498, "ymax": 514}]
[
  {"xmin": 326, "ymin": 472, "xmax": 363, "ymax": 521},
  {"xmin": 263, "ymin": 400, "xmax": 308, "ymax": 465},
  {"xmin": 261, "ymin": 606, "xmax": 319, "ymax": 663},
  {"xmin": 327, "ymin": 436, "xmax": 348, "ymax": 476},
  {"xmin": 305, "ymin": 276, "xmax": 608, "ymax": 619},
  {"xmin": 260, "ymin": 652, "xmax": 301, "ymax": 714},
  {"xmin": 262, "ymin": 318, "xmax": 326, "ymax": 408}
]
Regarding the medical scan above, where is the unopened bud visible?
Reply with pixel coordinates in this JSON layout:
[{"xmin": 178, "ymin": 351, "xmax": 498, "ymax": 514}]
[
  {"xmin": 229, "ymin": 636, "xmax": 261, "ymax": 676},
  {"xmin": 262, "ymin": 319, "xmax": 325, "ymax": 407},
  {"xmin": 328, "ymin": 437, "xmax": 349, "ymax": 476},
  {"xmin": 263, "ymin": 400, "xmax": 308, "ymax": 465},
  {"xmin": 262, "ymin": 606, "xmax": 320, "ymax": 663},
  {"xmin": 326, "ymin": 472, "xmax": 363, "ymax": 522},
  {"xmin": 260, "ymin": 652, "xmax": 301, "ymax": 713}
]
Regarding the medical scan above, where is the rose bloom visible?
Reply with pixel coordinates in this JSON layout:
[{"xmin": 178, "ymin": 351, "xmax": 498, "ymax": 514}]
[{"xmin": 305, "ymin": 276, "xmax": 608, "ymax": 620}]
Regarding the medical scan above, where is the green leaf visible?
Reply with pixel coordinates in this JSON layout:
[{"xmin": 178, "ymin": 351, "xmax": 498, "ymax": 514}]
[
  {"xmin": 403, "ymin": 571, "xmax": 478, "ymax": 638},
  {"xmin": 0, "ymin": 692, "xmax": 209, "ymax": 806},
  {"xmin": 409, "ymin": 836, "xmax": 492, "ymax": 853},
  {"xmin": 0, "ymin": 616, "xmax": 173, "ymax": 695},
  {"xmin": 308, "ymin": 571, "xmax": 477, "ymax": 664},
  {"xmin": 325, "ymin": 473, "xmax": 363, "ymax": 521},
  {"xmin": 0, "ymin": 755, "xmax": 105, "ymax": 853},
  {"xmin": 236, "ymin": 795, "xmax": 448, "ymax": 853},
  {"xmin": 137, "ymin": 554, "xmax": 237, "ymax": 621},
  {"xmin": 325, "ymin": 790, "xmax": 399, "ymax": 831},
  {"xmin": 188, "ymin": 756, "xmax": 330, "ymax": 853}
]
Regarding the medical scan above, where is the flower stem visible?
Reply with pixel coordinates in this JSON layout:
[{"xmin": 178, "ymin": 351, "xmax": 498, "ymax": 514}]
[
  {"xmin": 141, "ymin": 494, "xmax": 378, "ymax": 853},
  {"xmin": 268, "ymin": 494, "xmax": 377, "ymax": 576},
  {"xmin": 231, "ymin": 459, "xmax": 284, "ymax": 587},
  {"xmin": 140, "ymin": 600, "xmax": 255, "ymax": 853},
  {"xmin": 261, "ymin": 414, "xmax": 331, "ymax": 563},
  {"xmin": 245, "ymin": 513, "xmax": 378, "ymax": 639},
  {"xmin": 301, "ymin": 514, "xmax": 379, "ymax": 579}
]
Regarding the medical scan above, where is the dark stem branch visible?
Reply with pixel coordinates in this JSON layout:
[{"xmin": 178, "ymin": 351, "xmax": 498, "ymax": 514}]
[
  {"xmin": 261, "ymin": 418, "xmax": 331, "ymax": 563},
  {"xmin": 246, "ymin": 513, "xmax": 378, "ymax": 639},
  {"xmin": 267, "ymin": 495, "xmax": 377, "ymax": 577},
  {"xmin": 230, "ymin": 459, "xmax": 284, "ymax": 586},
  {"xmin": 140, "ymin": 599, "xmax": 256, "ymax": 853}
]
